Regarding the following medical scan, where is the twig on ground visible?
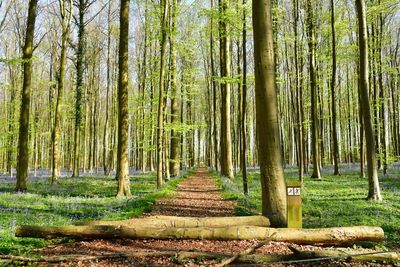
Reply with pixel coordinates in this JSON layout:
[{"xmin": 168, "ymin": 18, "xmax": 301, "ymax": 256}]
[{"xmin": 213, "ymin": 233, "xmax": 277, "ymax": 267}]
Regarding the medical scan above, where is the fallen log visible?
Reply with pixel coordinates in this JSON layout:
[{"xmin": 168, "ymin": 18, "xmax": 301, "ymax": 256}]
[
  {"xmin": 15, "ymin": 225, "xmax": 384, "ymax": 245},
  {"xmin": 288, "ymin": 246, "xmax": 399, "ymax": 263},
  {"xmin": 0, "ymin": 251, "xmax": 292, "ymax": 264},
  {"xmin": 78, "ymin": 215, "xmax": 270, "ymax": 228},
  {"xmin": 2, "ymin": 249, "xmax": 397, "ymax": 265}
]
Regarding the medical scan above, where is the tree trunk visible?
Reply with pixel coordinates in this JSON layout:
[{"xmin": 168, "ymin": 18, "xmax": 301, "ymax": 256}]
[
  {"xmin": 330, "ymin": 0, "xmax": 340, "ymax": 176},
  {"xmin": 306, "ymin": 0, "xmax": 321, "ymax": 179},
  {"xmin": 115, "ymin": 0, "xmax": 132, "ymax": 197},
  {"xmin": 15, "ymin": 0, "xmax": 38, "ymax": 192},
  {"xmin": 156, "ymin": 0, "xmax": 169, "ymax": 187},
  {"xmin": 16, "ymin": 225, "xmax": 384, "ymax": 245},
  {"xmin": 169, "ymin": 0, "xmax": 180, "ymax": 177},
  {"xmin": 252, "ymin": 0, "xmax": 287, "ymax": 227},
  {"xmin": 72, "ymin": 0, "xmax": 87, "ymax": 178},
  {"xmin": 103, "ymin": 1, "xmax": 113, "ymax": 176},
  {"xmin": 293, "ymin": 0, "xmax": 304, "ymax": 182},
  {"xmin": 210, "ymin": 0, "xmax": 218, "ymax": 171},
  {"xmin": 355, "ymin": 0, "xmax": 382, "ymax": 201},
  {"xmin": 241, "ymin": 0, "xmax": 248, "ymax": 196},
  {"xmin": 219, "ymin": 0, "xmax": 234, "ymax": 178}
]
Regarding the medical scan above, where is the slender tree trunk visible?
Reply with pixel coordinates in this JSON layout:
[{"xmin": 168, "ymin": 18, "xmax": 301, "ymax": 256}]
[
  {"xmin": 355, "ymin": 0, "xmax": 382, "ymax": 201},
  {"xmin": 52, "ymin": 0, "xmax": 72, "ymax": 183},
  {"xmin": 241, "ymin": 0, "xmax": 248, "ymax": 196},
  {"xmin": 157, "ymin": 0, "xmax": 169, "ymax": 187},
  {"xmin": 252, "ymin": 0, "xmax": 287, "ymax": 227},
  {"xmin": 219, "ymin": 0, "xmax": 234, "ymax": 178},
  {"xmin": 330, "ymin": 0, "xmax": 340, "ymax": 175},
  {"xmin": 293, "ymin": 0, "xmax": 303, "ymax": 181},
  {"xmin": 169, "ymin": 0, "xmax": 180, "ymax": 177},
  {"xmin": 15, "ymin": 0, "xmax": 38, "ymax": 192},
  {"xmin": 72, "ymin": 0, "xmax": 87, "ymax": 178},
  {"xmin": 306, "ymin": 0, "xmax": 321, "ymax": 179},
  {"xmin": 115, "ymin": 0, "xmax": 132, "ymax": 197},
  {"xmin": 210, "ymin": 0, "xmax": 218, "ymax": 171},
  {"xmin": 103, "ymin": 2, "xmax": 113, "ymax": 176}
]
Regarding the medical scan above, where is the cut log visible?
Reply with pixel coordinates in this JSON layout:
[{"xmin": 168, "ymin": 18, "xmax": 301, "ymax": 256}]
[
  {"xmin": 16, "ymin": 225, "xmax": 384, "ymax": 245},
  {"xmin": 0, "ymin": 252, "xmax": 292, "ymax": 264},
  {"xmin": 1, "ymin": 249, "xmax": 397, "ymax": 265},
  {"xmin": 78, "ymin": 215, "xmax": 270, "ymax": 228},
  {"xmin": 288, "ymin": 246, "xmax": 399, "ymax": 263}
]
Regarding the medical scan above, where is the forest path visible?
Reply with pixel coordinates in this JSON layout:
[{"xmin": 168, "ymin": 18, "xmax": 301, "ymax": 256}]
[
  {"xmin": 40, "ymin": 168, "xmax": 292, "ymax": 266},
  {"xmin": 146, "ymin": 167, "xmax": 236, "ymax": 217}
]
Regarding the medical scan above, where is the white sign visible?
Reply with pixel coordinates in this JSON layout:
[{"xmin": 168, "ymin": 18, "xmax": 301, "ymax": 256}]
[{"xmin": 287, "ymin": 187, "xmax": 301, "ymax": 196}]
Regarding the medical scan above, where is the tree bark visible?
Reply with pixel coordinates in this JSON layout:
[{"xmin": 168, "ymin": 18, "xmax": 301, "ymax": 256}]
[
  {"xmin": 115, "ymin": 0, "xmax": 132, "ymax": 197},
  {"xmin": 306, "ymin": 0, "xmax": 321, "ymax": 179},
  {"xmin": 16, "ymin": 225, "xmax": 384, "ymax": 245},
  {"xmin": 355, "ymin": 0, "xmax": 382, "ymax": 201},
  {"xmin": 79, "ymin": 215, "xmax": 270, "ymax": 228},
  {"xmin": 219, "ymin": 0, "xmax": 234, "ymax": 178},
  {"xmin": 72, "ymin": 0, "xmax": 88, "ymax": 178},
  {"xmin": 241, "ymin": 0, "xmax": 248, "ymax": 196},
  {"xmin": 210, "ymin": 0, "xmax": 218, "ymax": 171},
  {"xmin": 330, "ymin": 0, "xmax": 340, "ymax": 176},
  {"xmin": 103, "ymin": 1, "xmax": 113, "ymax": 176},
  {"xmin": 169, "ymin": 0, "xmax": 180, "ymax": 177},
  {"xmin": 15, "ymin": 0, "xmax": 38, "ymax": 192},
  {"xmin": 252, "ymin": 0, "xmax": 287, "ymax": 227},
  {"xmin": 52, "ymin": 0, "xmax": 72, "ymax": 184},
  {"xmin": 156, "ymin": 0, "xmax": 169, "ymax": 187}
]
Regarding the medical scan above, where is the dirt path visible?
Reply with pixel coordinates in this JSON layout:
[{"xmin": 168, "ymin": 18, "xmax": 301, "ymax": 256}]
[
  {"xmin": 147, "ymin": 168, "xmax": 235, "ymax": 217},
  {"xmin": 38, "ymin": 169, "xmax": 353, "ymax": 266}
]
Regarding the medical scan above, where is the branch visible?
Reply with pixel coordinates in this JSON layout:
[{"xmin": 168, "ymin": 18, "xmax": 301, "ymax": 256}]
[{"xmin": 214, "ymin": 233, "xmax": 276, "ymax": 267}]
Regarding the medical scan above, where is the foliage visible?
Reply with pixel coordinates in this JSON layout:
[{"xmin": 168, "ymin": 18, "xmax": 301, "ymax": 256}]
[
  {"xmin": 215, "ymin": 167, "xmax": 400, "ymax": 248},
  {"xmin": 0, "ymin": 171, "xmax": 190, "ymax": 255}
]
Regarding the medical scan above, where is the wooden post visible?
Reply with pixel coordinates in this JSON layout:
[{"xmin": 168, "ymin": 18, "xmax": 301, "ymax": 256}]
[{"xmin": 286, "ymin": 181, "xmax": 302, "ymax": 228}]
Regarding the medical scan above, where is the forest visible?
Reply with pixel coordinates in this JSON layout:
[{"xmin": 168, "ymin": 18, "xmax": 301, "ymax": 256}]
[{"xmin": 0, "ymin": 0, "xmax": 399, "ymax": 265}]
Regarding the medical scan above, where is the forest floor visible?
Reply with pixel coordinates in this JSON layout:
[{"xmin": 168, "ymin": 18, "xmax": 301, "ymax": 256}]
[{"xmin": 35, "ymin": 168, "xmax": 393, "ymax": 267}]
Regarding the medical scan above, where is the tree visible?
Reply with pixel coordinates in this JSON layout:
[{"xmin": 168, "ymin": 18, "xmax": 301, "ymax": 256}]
[
  {"xmin": 252, "ymin": 0, "xmax": 287, "ymax": 227},
  {"xmin": 219, "ymin": 0, "xmax": 234, "ymax": 178},
  {"xmin": 52, "ymin": 0, "xmax": 73, "ymax": 184},
  {"xmin": 169, "ymin": 0, "xmax": 180, "ymax": 177},
  {"xmin": 355, "ymin": 0, "xmax": 382, "ymax": 201},
  {"xmin": 72, "ymin": 0, "xmax": 87, "ymax": 177},
  {"xmin": 156, "ymin": 0, "xmax": 169, "ymax": 187},
  {"xmin": 15, "ymin": 0, "xmax": 38, "ymax": 192},
  {"xmin": 115, "ymin": 0, "xmax": 132, "ymax": 197},
  {"xmin": 241, "ymin": 0, "xmax": 248, "ymax": 196},
  {"xmin": 306, "ymin": 0, "xmax": 321, "ymax": 179},
  {"xmin": 330, "ymin": 0, "xmax": 340, "ymax": 176}
]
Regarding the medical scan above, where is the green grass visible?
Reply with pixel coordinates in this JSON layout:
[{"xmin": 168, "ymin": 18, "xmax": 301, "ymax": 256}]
[
  {"xmin": 0, "ymin": 171, "xmax": 191, "ymax": 255},
  {"xmin": 213, "ymin": 166, "xmax": 400, "ymax": 249}
]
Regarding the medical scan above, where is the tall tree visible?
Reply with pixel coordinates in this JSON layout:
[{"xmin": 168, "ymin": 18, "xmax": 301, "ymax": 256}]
[
  {"xmin": 306, "ymin": 0, "xmax": 321, "ymax": 179},
  {"xmin": 169, "ymin": 0, "xmax": 180, "ymax": 177},
  {"xmin": 219, "ymin": 0, "xmax": 234, "ymax": 178},
  {"xmin": 241, "ymin": 0, "xmax": 248, "ymax": 196},
  {"xmin": 156, "ymin": 0, "xmax": 169, "ymax": 187},
  {"xmin": 52, "ymin": 0, "xmax": 73, "ymax": 184},
  {"xmin": 103, "ymin": 1, "xmax": 113, "ymax": 176},
  {"xmin": 210, "ymin": 0, "xmax": 218, "ymax": 171},
  {"xmin": 15, "ymin": 0, "xmax": 38, "ymax": 192},
  {"xmin": 330, "ymin": 0, "xmax": 340, "ymax": 175},
  {"xmin": 252, "ymin": 0, "xmax": 287, "ymax": 227},
  {"xmin": 355, "ymin": 0, "xmax": 382, "ymax": 201},
  {"xmin": 72, "ymin": 0, "xmax": 88, "ymax": 177},
  {"xmin": 116, "ymin": 0, "xmax": 132, "ymax": 197}
]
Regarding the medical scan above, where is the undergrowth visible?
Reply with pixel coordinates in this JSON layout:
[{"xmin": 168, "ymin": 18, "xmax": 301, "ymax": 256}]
[
  {"xmin": 211, "ymin": 166, "xmax": 400, "ymax": 249},
  {"xmin": 0, "ymin": 169, "xmax": 193, "ymax": 256}
]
